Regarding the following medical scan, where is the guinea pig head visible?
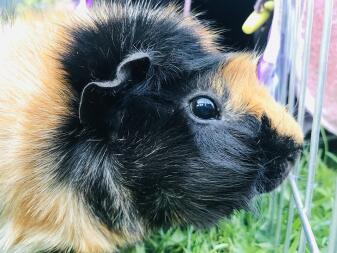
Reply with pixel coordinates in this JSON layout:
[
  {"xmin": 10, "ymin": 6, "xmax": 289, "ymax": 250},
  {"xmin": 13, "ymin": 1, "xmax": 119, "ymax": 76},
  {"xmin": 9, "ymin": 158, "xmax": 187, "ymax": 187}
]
[
  {"xmin": 71, "ymin": 52, "xmax": 303, "ymax": 230},
  {"xmin": 0, "ymin": 4, "xmax": 304, "ymax": 253}
]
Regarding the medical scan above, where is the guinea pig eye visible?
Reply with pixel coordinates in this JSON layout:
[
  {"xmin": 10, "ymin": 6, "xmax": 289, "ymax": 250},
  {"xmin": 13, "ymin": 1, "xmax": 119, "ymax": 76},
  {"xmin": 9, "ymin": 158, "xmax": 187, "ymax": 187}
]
[{"xmin": 190, "ymin": 96, "xmax": 220, "ymax": 120}]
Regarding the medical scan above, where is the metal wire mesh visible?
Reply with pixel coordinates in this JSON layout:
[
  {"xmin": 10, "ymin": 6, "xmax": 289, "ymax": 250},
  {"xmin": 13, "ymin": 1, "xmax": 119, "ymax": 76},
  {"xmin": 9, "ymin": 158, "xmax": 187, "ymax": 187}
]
[{"xmin": 271, "ymin": 0, "xmax": 336, "ymax": 252}]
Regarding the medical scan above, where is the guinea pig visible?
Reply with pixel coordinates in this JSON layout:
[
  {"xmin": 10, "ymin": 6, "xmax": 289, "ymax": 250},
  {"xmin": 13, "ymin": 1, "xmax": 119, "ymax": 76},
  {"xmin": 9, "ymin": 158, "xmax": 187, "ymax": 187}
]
[{"xmin": 0, "ymin": 1, "xmax": 303, "ymax": 253}]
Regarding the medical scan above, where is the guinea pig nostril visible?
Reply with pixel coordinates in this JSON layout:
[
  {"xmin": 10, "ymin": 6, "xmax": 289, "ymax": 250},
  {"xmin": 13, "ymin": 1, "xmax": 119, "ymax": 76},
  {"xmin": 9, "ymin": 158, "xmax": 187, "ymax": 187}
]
[
  {"xmin": 288, "ymin": 144, "xmax": 303, "ymax": 163},
  {"xmin": 286, "ymin": 153, "xmax": 298, "ymax": 163},
  {"xmin": 287, "ymin": 157, "xmax": 295, "ymax": 163}
]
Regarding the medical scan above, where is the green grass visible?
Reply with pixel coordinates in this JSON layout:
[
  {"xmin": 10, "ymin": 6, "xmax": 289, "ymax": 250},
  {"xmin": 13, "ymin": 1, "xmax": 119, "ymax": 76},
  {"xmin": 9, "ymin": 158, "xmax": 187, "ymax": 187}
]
[{"xmin": 122, "ymin": 150, "xmax": 337, "ymax": 253}]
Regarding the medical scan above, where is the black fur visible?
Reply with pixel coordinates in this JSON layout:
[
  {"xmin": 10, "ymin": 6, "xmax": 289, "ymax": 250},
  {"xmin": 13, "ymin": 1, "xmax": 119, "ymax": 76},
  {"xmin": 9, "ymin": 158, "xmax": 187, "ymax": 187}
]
[
  {"xmin": 50, "ymin": 1, "xmax": 301, "ymax": 238},
  {"xmin": 256, "ymin": 116, "xmax": 301, "ymax": 193},
  {"xmin": 60, "ymin": 2, "xmax": 218, "ymax": 95}
]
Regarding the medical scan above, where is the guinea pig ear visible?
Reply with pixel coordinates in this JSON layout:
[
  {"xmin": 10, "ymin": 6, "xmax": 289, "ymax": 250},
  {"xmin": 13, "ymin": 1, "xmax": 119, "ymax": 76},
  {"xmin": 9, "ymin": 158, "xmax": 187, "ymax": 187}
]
[{"xmin": 79, "ymin": 52, "xmax": 151, "ymax": 130}]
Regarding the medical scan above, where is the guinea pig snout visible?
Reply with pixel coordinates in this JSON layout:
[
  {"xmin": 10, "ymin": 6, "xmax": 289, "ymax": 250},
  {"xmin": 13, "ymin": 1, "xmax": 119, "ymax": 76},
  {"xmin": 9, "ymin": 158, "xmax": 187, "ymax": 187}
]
[{"xmin": 256, "ymin": 116, "xmax": 303, "ymax": 193}]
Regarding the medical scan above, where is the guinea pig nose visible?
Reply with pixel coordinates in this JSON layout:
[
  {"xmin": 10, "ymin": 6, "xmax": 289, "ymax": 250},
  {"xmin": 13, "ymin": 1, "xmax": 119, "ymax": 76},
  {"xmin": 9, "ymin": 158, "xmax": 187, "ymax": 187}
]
[
  {"xmin": 255, "ymin": 114, "xmax": 304, "ymax": 192},
  {"xmin": 258, "ymin": 115, "xmax": 303, "ymax": 160}
]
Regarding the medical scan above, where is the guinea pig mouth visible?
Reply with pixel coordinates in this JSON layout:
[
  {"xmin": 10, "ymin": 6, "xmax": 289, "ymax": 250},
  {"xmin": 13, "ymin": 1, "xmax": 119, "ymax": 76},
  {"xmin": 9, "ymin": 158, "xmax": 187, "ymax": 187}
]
[{"xmin": 256, "ymin": 160, "xmax": 293, "ymax": 193}]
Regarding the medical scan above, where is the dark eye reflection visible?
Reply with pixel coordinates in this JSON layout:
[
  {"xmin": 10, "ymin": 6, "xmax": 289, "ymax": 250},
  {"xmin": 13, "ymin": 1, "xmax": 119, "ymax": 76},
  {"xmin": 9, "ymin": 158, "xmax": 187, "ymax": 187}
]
[{"xmin": 190, "ymin": 96, "xmax": 220, "ymax": 120}]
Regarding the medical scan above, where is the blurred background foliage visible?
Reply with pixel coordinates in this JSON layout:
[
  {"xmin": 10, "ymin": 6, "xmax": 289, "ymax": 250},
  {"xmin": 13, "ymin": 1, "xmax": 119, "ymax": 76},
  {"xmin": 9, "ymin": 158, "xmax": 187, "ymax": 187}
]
[{"xmin": 0, "ymin": 0, "xmax": 57, "ymax": 20}]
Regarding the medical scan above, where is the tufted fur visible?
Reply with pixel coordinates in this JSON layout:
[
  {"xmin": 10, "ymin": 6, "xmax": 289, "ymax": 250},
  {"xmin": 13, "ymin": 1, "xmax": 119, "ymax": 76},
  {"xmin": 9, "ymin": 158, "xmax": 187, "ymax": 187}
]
[{"xmin": 0, "ymin": 2, "xmax": 303, "ymax": 253}]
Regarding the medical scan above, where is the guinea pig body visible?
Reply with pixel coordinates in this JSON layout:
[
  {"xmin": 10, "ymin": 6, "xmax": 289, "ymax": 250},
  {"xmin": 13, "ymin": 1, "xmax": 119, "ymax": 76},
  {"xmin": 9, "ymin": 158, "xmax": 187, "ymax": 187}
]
[{"xmin": 0, "ymin": 2, "xmax": 303, "ymax": 253}]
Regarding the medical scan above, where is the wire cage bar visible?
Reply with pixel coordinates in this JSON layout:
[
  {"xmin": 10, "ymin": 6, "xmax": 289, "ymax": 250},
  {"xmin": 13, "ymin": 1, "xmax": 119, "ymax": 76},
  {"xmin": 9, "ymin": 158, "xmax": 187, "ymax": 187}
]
[
  {"xmin": 289, "ymin": 175, "xmax": 319, "ymax": 252},
  {"xmin": 272, "ymin": 0, "xmax": 336, "ymax": 252},
  {"xmin": 297, "ymin": 0, "xmax": 334, "ymax": 251}
]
